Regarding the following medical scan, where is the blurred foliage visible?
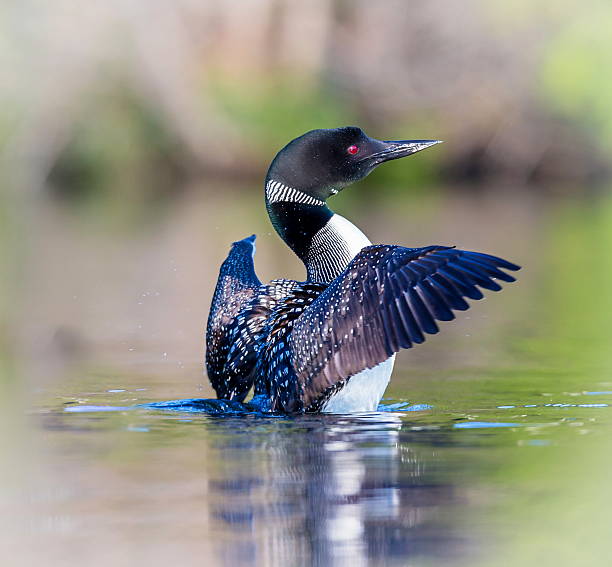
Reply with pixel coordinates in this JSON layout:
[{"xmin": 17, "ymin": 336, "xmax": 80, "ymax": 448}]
[
  {"xmin": 540, "ymin": 2, "xmax": 612, "ymax": 152},
  {"xmin": 48, "ymin": 89, "xmax": 184, "ymax": 210},
  {"xmin": 3, "ymin": 0, "xmax": 612, "ymax": 212},
  {"xmin": 207, "ymin": 75, "xmax": 356, "ymax": 156}
]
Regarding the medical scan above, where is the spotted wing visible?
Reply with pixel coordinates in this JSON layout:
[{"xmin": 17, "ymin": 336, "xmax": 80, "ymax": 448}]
[
  {"xmin": 206, "ymin": 235, "xmax": 262, "ymax": 400},
  {"xmin": 290, "ymin": 245, "xmax": 520, "ymax": 409},
  {"xmin": 223, "ymin": 279, "xmax": 302, "ymax": 400}
]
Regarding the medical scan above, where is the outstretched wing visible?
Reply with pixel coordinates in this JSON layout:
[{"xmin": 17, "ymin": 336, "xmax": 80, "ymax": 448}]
[
  {"xmin": 206, "ymin": 235, "xmax": 262, "ymax": 400},
  {"xmin": 290, "ymin": 244, "xmax": 520, "ymax": 409}
]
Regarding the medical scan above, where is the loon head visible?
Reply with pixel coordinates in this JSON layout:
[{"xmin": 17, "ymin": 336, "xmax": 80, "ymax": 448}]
[{"xmin": 266, "ymin": 126, "xmax": 441, "ymax": 202}]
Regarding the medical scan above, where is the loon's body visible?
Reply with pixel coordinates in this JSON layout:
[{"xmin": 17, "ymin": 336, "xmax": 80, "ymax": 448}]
[{"xmin": 206, "ymin": 127, "xmax": 519, "ymax": 414}]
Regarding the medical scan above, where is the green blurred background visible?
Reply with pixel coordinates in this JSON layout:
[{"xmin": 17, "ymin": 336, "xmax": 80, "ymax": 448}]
[
  {"xmin": 1, "ymin": 1, "xmax": 612, "ymax": 566},
  {"xmin": 3, "ymin": 0, "xmax": 612, "ymax": 200}
]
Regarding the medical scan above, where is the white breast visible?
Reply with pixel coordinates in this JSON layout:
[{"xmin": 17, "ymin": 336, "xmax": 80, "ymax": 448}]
[
  {"xmin": 307, "ymin": 213, "xmax": 372, "ymax": 283},
  {"xmin": 326, "ymin": 213, "xmax": 371, "ymax": 257},
  {"xmin": 321, "ymin": 355, "xmax": 395, "ymax": 413}
]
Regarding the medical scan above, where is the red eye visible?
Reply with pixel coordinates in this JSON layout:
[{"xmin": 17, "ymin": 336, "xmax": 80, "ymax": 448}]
[{"xmin": 347, "ymin": 145, "xmax": 359, "ymax": 155}]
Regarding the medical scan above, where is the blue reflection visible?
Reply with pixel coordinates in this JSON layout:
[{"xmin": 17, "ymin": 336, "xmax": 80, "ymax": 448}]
[
  {"xmin": 453, "ymin": 421, "xmax": 520, "ymax": 429},
  {"xmin": 64, "ymin": 397, "xmax": 436, "ymax": 416},
  {"xmin": 380, "ymin": 402, "xmax": 434, "ymax": 412},
  {"xmin": 64, "ymin": 404, "xmax": 131, "ymax": 412},
  {"xmin": 202, "ymin": 412, "xmax": 467, "ymax": 566}
]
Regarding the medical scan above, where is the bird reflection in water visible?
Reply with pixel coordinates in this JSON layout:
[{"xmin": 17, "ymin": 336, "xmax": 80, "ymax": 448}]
[{"xmin": 205, "ymin": 412, "xmax": 465, "ymax": 566}]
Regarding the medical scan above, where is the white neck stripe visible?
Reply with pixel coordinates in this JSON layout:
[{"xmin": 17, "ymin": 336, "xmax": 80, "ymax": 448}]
[{"xmin": 266, "ymin": 180, "xmax": 325, "ymax": 206}]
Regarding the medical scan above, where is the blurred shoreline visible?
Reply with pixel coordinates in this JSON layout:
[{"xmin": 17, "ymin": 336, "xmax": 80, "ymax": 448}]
[{"xmin": 2, "ymin": 0, "xmax": 611, "ymax": 205}]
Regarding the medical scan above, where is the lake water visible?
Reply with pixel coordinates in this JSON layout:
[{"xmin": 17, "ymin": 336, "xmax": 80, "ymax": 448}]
[{"xmin": 2, "ymin": 185, "xmax": 611, "ymax": 566}]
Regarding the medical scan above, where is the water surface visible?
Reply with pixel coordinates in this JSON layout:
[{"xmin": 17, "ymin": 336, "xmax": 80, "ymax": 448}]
[{"xmin": 4, "ymin": 188, "xmax": 612, "ymax": 566}]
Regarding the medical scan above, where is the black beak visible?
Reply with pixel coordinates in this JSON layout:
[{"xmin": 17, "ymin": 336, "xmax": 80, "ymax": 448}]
[{"xmin": 361, "ymin": 139, "xmax": 442, "ymax": 166}]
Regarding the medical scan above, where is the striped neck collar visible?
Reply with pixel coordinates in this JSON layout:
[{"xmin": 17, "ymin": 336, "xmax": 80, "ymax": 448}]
[{"xmin": 265, "ymin": 179, "xmax": 325, "ymax": 206}]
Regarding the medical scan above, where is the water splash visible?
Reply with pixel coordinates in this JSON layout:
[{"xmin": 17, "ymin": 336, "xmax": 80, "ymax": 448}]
[{"xmin": 63, "ymin": 398, "xmax": 434, "ymax": 416}]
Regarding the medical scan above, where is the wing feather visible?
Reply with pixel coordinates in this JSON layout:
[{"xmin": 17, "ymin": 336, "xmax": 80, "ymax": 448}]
[
  {"xmin": 206, "ymin": 235, "xmax": 301, "ymax": 401},
  {"xmin": 289, "ymin": 244, "xmax": 520, "ymax": 409}
]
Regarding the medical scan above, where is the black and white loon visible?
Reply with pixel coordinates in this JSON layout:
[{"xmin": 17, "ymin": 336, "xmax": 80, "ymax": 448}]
[{"xmin": 206, "ymin": 127, "xmax": 519, "ymax": 414}]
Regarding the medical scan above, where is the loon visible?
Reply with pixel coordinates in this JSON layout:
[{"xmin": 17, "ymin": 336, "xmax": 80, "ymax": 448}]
[{"xmin": 206, "ymin": 127, "xmax": 519, "ymax": 414}]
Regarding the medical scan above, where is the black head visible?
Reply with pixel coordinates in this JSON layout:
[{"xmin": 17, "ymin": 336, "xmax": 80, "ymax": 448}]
[{"xmin": 266, "ymin": 126, "xmax": 441, "ymax": 201}]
